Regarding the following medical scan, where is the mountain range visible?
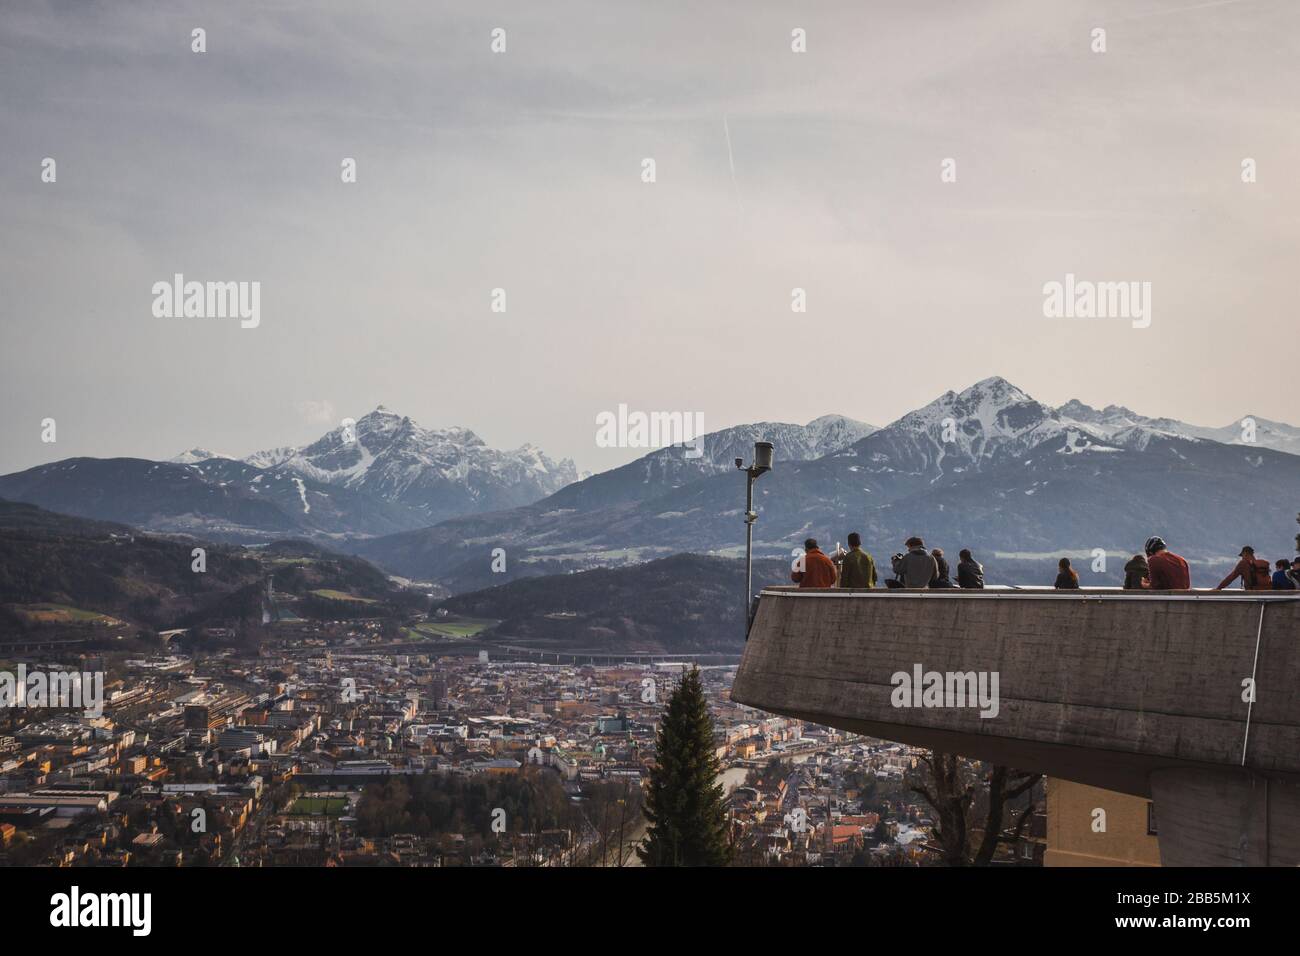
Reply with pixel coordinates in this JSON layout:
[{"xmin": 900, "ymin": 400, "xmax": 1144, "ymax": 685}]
[
  {"xmin": 238, "ymin": 406, "xmax": 580, "ymax": 525},
  {"xmin": 349, "ymin": 378, "xmax": 1300, "ymax": 590},
  {"xmin": 1055, "ymin": 400, "xmax": 1300, "ymax": 456},
  {"xmin": 0, "ymin": 407, "xmax": 580, "ymax": 540},
  {"xmin": 2, "ymin": 379, "xmax": 1297, "ymax": 592},
  {"xmin": 0, "ymin": 407, "xmax": 873, "ymax": 542}
]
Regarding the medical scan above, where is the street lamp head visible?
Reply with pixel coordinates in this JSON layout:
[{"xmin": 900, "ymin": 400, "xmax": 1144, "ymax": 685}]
[{"xmin": 752, "ymin": 441, "xmax": 774, "ymax": 477}]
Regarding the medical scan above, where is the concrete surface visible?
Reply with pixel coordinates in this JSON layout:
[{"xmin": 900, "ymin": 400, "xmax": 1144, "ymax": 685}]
[{"xmin": 732, "ymin": 587, "xmax": 1300, "ymax": 865}]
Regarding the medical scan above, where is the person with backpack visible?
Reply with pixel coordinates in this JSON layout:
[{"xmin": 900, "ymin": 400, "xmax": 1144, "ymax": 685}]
[
  {"xmin": 1123, "ymin": 553, "xmax": 1150, "ymax": 590},
  {"xmin": 1054, "ymin": 557, "xmax": 1080, "ymax": 589},
  {"xmin": 957, "ymin": 549, "xmax": 985, "ymax": 589},
  {"xmin": 1144, "ymin": 536, "xmax": 1191, "ymax": 590},
  {"xmin": 1272, "ymin": 558, "xmax": 1297, "ymax": 590},
  {"xmin": 1215, "ymin": 546, "xmax": 1272, "ymax": 591}
]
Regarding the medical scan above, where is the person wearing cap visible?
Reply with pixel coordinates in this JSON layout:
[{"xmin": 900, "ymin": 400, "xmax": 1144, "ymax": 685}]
[
  {"xmin": 791, "ymin": 537, "xmax": 838, "ymax": 589},
  {"xmin": 1214, "ymin": 546, "xmax": 1272, "ymax": 590},
  {"xmin": 1143, "ymin": 536, "xmax": 1191, "ymax": 590},
  {"xmin": 891, "ymin": 536, "xmax": 939, "ymax": 588}
]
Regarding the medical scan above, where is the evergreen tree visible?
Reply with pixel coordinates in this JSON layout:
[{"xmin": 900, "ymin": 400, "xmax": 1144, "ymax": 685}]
[{"xmin": 638, "ymin": 667, "xmax": 732, "ymax": 866}]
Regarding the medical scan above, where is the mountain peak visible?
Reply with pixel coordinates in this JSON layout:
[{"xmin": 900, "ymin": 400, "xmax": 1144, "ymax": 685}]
[
  {"xmin": 961, "ymin": 375, "xmax": 1030, "ymax": 402},
  {"xmin": 239, "ymin": 406, "xmax": 578, "ymax": 524},
  {"xmin": 857, "ymin": 376, "xmax": 1065, "ymax": 476},
  {"xmin": 899, "ymin": 377, "xmax": 1042, "ymax": 428},
  {"xmin": 1058, "ymin": 398, "xmax": 1141, "ymax": 423},
  {"xmin": 169, "ymin": 447, "xmax": 231, "ymax": 464},
  {"xmin": 805, "ymin": 413, "xmax": 867, "ymax": 428}
]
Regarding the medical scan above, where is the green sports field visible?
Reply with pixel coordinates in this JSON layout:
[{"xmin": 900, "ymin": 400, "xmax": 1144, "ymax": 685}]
[
  {"xmin": 410, "ymin": 618, "xmax": 496, "ymax": 639},
  {"xmin": 13, "ymin": 603, "xmax": 116, "ymax": 624},
  {"xmin": 309, "ymin": 589, "xmax": 377, "ymax": 604},
  {"xmin": 289, "ymin": 796, "xmax": 348, "ymax": 816}
]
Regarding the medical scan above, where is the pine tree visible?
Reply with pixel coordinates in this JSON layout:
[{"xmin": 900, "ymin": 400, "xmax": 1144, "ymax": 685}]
[{"xmin": 638, "ymin": 667, "xmax": 732, "ymax": 866}]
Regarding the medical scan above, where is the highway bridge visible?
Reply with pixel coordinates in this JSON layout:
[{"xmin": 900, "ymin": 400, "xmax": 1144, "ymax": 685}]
[{"xmin": 732, "ymin": 587, "xmax": 1300, "ymax": 866}]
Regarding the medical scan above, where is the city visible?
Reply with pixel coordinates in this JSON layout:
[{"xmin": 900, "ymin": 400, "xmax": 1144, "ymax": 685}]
[{"xmin": 1, "ymin": 619, "xmax": 1009, "ymax": 868}]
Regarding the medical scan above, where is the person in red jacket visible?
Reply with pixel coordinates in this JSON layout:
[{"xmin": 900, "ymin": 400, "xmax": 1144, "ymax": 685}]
[
  {"xmin": 1144, "ymin": 536, "xmax": 1190, "ymax": 590},
  {"xmin": 792, "ymin": 538, "xmax": 838, "ymax": 588}
]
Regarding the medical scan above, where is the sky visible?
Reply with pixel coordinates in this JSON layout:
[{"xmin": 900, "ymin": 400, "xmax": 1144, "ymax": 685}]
[{"xmin": 2, "ymin": 0, "xmax": 1298, "ymax": 476}]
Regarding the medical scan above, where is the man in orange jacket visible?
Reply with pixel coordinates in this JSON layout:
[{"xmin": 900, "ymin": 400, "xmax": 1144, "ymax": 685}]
[{"xmin": 792, "ymin": 538, "xmax": 838, "ymax": 588}]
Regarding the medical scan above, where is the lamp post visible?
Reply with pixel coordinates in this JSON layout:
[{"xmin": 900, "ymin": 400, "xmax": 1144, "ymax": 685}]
[{"xmin": 736, "ymin": 441, "xmax": 773, "ymax": 631}]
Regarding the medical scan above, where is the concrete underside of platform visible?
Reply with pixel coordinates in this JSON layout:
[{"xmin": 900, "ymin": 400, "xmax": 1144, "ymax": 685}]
[{"xmin": 732, "ymin": 589, "xmax": 1300, "ymax": 865}]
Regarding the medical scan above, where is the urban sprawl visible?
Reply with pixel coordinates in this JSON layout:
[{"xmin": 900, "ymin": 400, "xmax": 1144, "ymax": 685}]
[{"xmin": 0, "ymin": 621, "xmax": 1040, "ymax": 867}]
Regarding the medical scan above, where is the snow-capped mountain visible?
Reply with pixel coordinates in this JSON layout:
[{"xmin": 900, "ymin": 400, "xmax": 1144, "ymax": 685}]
[
  {"xmin": 803, "ymin": 414, "xmax": 879, "ymax": 455},
  {"xmin": 169, "ymin": 447, "xmax": 233, "ymax": 464},
  {"xmin": 7, "ymin": 382, "xmax": 1297, "ymax": 568},
  {"xmin": 0, "ymin": 457, "xmax": 416, "ymax": 541},
  {"xmin": 243, "ymin": 446, "xmax": 298, "ymax": 469},
  {"xmin": 247, "ymin": 406, "xmax": 580, "ymax": 526},
  {"xmin": 353, "ymin": 377, "xmax": 1300, "ymax": 591},
  {"xmin": 1, "ymin": 407, "xmax": 580, "ymax": 541},
  {"xmin": 1056, "ymin": 399, "xmax": 1300, "ymax": 456},
  {"xmin": 542, "ymin": 414, "xmax": 875, "ymax": 511},
  {"xmin": 654, "ymin": 414, "xmax": 876, "ymax": 472},
  {"xmin": 838, "ymin": 376, "xmax": 1079, "ymax": 483}
]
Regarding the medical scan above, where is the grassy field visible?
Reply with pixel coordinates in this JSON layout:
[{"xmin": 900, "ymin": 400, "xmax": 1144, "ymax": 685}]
[
  {"xmin": 289, "ymin": 796, "xmax": 349, "ymax": 816},
  {"xmin": 12, "ymin": 603, "xmax": 116, "ymax": 624},
  {"xmin": 309, "ymin": 589, "xmax": 376, "ymax": 604},
  {"xmin": 410, "ymin": 618, "xmax": 496, "ymax": 639}
]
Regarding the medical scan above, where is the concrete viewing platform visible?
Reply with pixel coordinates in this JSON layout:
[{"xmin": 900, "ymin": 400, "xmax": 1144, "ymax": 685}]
[{"xmin": 731, "ymin": 586, "xmax": 1300, "ymax": 866}]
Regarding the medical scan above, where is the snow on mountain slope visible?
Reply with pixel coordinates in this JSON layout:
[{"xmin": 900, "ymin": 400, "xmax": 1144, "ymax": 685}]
[
  {"xmin": 1056, "ymin": 399, "xmax": 1300, "ymax": 456},
  {"xmin": 680, "ymin": 415, "xmax": 877, "ymax": 470},
  {"xmin": 832, "ymin": 376, "xmax": 1093, "ymax": 487},
  {"xmin": 357, "ymin": 393, "xmax": 1300, "ymax": 590},
  {"xmin": 540, "ymin": 414, "xmax": 876, "ymax": 512},
  {"xmin": 243, "ymin": 445, "xmax": 298, "ymax": 469},
  {"xmin": 169, "ymin": 447, "xmax": 233, "ymax": 464},
  {"xmin": 246, "ymin": 406, "xmax": 580, "ymax": 525},
  {"xmin": 801, "ymin": 414, "xmax": 879, "ymax": 457}
]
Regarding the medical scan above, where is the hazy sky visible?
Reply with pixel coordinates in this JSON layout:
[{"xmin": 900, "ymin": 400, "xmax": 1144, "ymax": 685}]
[{"xmin": 2, "ymin": 0, "xmax": 1297, "ymax": 476}]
